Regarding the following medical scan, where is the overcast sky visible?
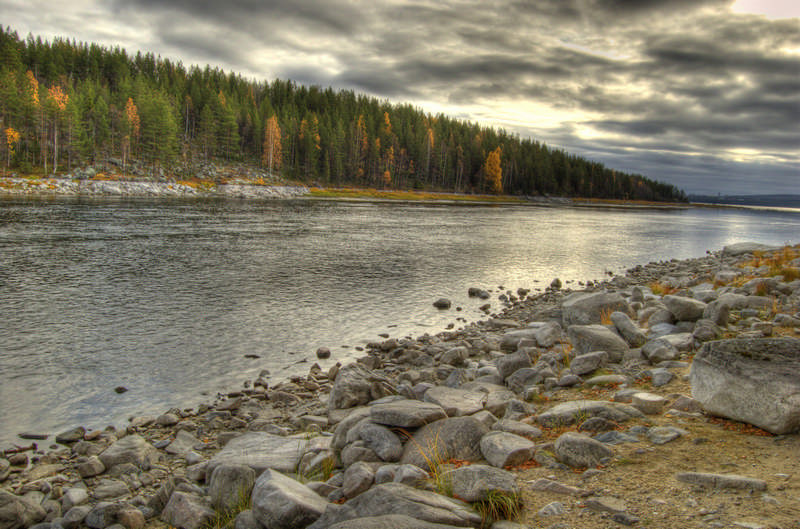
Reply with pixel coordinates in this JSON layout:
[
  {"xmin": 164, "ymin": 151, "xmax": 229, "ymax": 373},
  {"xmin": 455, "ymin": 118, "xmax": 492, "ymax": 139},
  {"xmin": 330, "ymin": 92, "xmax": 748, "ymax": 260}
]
[{"xmin": 3, "ymin": 0, "xmax": 798, "ymax": 195}]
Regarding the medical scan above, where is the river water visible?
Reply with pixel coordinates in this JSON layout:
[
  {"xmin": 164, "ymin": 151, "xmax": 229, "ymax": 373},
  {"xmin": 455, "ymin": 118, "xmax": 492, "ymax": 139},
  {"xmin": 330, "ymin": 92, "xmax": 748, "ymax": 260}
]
[{"xmin": 0, "ymin": 198, "xmax": 797, "ymax": 445}]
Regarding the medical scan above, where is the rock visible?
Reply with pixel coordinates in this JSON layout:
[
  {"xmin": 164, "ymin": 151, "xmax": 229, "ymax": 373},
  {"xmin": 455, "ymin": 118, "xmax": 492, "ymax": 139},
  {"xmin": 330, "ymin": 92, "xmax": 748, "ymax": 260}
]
[
  {"xmin": 347, "ymin": 421, "xmax": 403, "ymax": 462},
  {"xmin": 156, "ymin": 413, "xmax": 180, "ymax": 427},
  {"xmin": 647, "ymin": 426, "xmax": 688, "ymax": 445},
  {"xmin": 585, "ymin": 496, "xmax": 627, "ymax": 515},
  {"xmin": 55, "ymin": 427, "xmax": 86, "ymax": 444},
  {"xmin": 99, "ymin": 435, "xmax": 159, "ymax": 471},
  {"xmin": 440, "ymin": 347, "xmax": 469, "ymax": 367},
  {"xmin": 702, "ymin": 300, "xmax": 731, "ymax": 327},
  {"xmin": 316, "ymin": 347, "xmax": 331, "ymax": 359},
  {"xmin": 527, "ymin": 478, "xmax": 586, "ymax": 496},
  {"xmin": 208, "ymin": 464, "xmax": 256, "ymax": 511},
  {"xmin": 675, "ymin": 472, "xmax": 767, "ymax": 490},
  {"xmin": 160, "ymin": 492, "xmax": 215, "ymax": 529},
  {"xmin": 207, "ymin": 432, "xmax": 309, "ymax": 475},
  {"xmin": 423, "ymin": 386, "xmax": 486, "ymax": 417},
  {"xmin": 233, "ymin": 510, "xmax": 259, "ymax": 529},
  {"xmin": 569, "ymin": 351, "xmax": 609, "ymax": 376},
  {"xmin": 585, "ymin": 374, "xmax": 630, "ymax": 386},
  {"xmin": 631, "ymin": 392, "xmax": 667, "ymax": 415},
  {"xmin": 505, "ymin": 365, "xmax": 555, "ymax": 394},
  {"xmin": 468, "ymin": 287, "xmax": 491, "ymax": 299},
  {"xmin": 433, "ymin": 298, "xmax": 452, "ymax": 309},
  {"xmin": 610, "ymin": 311, "xmax": 647, "ymax": 347},
  {"xmin": 561, "ymin": 292, "xmax": 630, "ymax": 326},
  {"xmin": 445, "ymin": 464, "xmax": 518, "ymax": 502},
  {"xmin": 394, "ymin": 464, "xmax": 429, "ymax": 486},
  {"xmin": 60, "ymin": 489, "xmax": 89, "ymax": 512},
  {"xmin": 649, "ymin": 368, "xmax": 675, "ymax": 387},
  {"xmin": 567, "ymin": 325, "xmax": 629, "ymax": 362},
  {"xmin": 722, "ymin": 242, "xmax": 782, "ymax": 256},
  {"xmin": 693, "ymin": 319, "xmax": 722, "ymax": 343},
  {"xmin": 669, "ymin": 395, "xmax": 704, "ymax": 414},
  {"xmin": 536, "ymin": 400, "xmax": 644, "ymax": 427},
  {"xmin": 61, "ymin": 505, "xmax": 91, "ymax": 529},
  {"xmin": 690, "ymin": 337, "xmax": 800, "ymax": 434},
  {"xmin": 328, "ymin": 363, "xmax": 395, "ymax": 410},
  {"xmin": 554, "ymin": 431, "xmax": 614, "ymax": 468},
  {"xmin": 641, "ymin": 338, "xmax": 679, "ymax": 364},
  {"xmin": 534, "ymin": 322, "xmax": 562, "ymax": 348},
  {"xmin": 479, "ymin": 431, "xmax": 535, "ymax": 468},
  {"xmin": 92, "ymin": 480, "xmax": 129, "ymax": 500},
  {"xmin": 85, "ymin": 502, "xmax": 119, "ymax": 529},
  {"xmin": 400, "ymin": 417, "xmax": 489, "ymax": 471},
  {"xmin": 662, "ymin": 295, "xmax": 707, "ymax": 322},
  {"xmin": 306, "ymin": 483, "xmax": 481, "ymax": 529},
  {"xmin": 251, "ymin": 469, "xmax": 328, "ymax": 529},
  {"xmin": 327, "ymin": 514, "xmax": 468, "ymax": 529},
  {"xmin": 495, "ymin": 350, "xmax": 533, "ymax": 379},
  {"xmin": 369, "ymin": 400, "xmax": 448, "ymax": 429},
  {"xmin": 341, "ymin": 462, "xmax": 374, "ymax": 499},
  {"xmin": 491, "ymin": 419, "xmax": 542, "ymax": 439},
  {"xmin": 0, "ymin": 490, "xmax": 46, "ymax": 529},
  {"xmin": 115, "ymin": 507, "xmax": 145, "ymax": 529},
  {"xmin": 537, "ymin": 502, "xmax": 565, "ymax": 516}
]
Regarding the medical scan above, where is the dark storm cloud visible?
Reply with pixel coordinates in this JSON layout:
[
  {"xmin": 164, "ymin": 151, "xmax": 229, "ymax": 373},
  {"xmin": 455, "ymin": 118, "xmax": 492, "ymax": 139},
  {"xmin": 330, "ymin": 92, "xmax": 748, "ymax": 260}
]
[{"xmin": 7, "ymin": 0, "xmax": 798, "ymax": 194}]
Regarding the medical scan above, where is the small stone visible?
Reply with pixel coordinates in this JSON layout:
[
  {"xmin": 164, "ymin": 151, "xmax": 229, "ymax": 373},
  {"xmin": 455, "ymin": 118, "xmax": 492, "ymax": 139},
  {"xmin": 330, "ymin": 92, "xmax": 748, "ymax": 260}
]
[
  {"xmin": 675, "ymin": 472, "xmax": 767, "ymax": 490},
  {"xmin": 538, "ymin": 501, "xmax": 565, "ymax": 516},
  {"xmin": 77, "ymin": 456, "xmax": 106, "ymax": 478},
  {"xmin": 433, "ymin": 298, "xmax": 451, "ymax": 309},
  {"xmin": 631, "ymin": 392, "xmax": 668, "ymax": 415},
  {"xmin": 55, "ymin": 427, "xmax": 86, "ymax": 444},
  {"xmin": 316, "ymin": 348, "xmax": 331, "ymax": 359},
  {"xmin": 647, "ymin": 426, "xmax": 687, "ymax": 445},
  {"xmin": 114, "ymin": 387, "xmax": 128, "ymax": 394},
  {"xmin": 584, "ymin": 496, "xmax": 627, "ymax": 514}
]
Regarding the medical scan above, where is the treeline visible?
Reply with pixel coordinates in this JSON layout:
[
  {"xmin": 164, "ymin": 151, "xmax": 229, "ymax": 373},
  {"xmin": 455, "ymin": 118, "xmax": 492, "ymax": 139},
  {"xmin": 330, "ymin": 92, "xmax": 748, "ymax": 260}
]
[{"xmin": 0, "ymin": 27, "xmax": 687, "ymax": 201}]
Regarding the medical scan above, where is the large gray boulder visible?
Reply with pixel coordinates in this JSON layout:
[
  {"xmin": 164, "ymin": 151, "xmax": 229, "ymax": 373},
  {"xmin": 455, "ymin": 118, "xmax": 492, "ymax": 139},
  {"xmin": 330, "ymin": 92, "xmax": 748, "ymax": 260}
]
[
  {"xmin": 400, "ymin": 417, "xmax": 489, "ymax": 471},
  {"xmin": 422, "ymin": 386, "xmax": 487, "ymax": 417},
  {"xmin": 505, "ymin": 365, "xmax": 555, "ymax": 394},
  {"xmin": 569, "ymin": 351, "xmax": 609, "ymax": 376},
  {"xmin": 495, "ymin": 350, "xmax": 532, "ymax": 380},
  {"xmin": 207, "ymin": 432, "xmax": 309, "ymax": 475},
  {"xmin": 306, "ymin": 483, "xmax": 481, "ymax": 529},
  {"xmin": 535, "ymin": 400, "xmax": 645, "ymax": 428},
  {"xmin": 98, "ymin": 434, "xmax": 159, "ymax": 471},
  {"xmin": 641, "ymin": 338, "xmax": 679, "ymax": 364},
  {"xmin": 662, "ymin": 295, "xmax": 707, "ymax": 322},
  {"xmin": 562, "ymin": 292, "xmax": 630, "ymax": 326},
  {"xmin": 444, "ymin": 464, "xmax": 519, "ymax": 502},
  {"xmin": 251, "ymin": 469, "xmax": 328, "ymax": 529},
  {"xmin": 0, "ymin": 490, "xmax": 46, "ymax": 529},
  {"xmin": 328, "ymin": 363, "xmax": 395, "ymax": 410},
  {"xmin": 369, "ymin": 400, "xmax": 448, "ymax": 429},
  {"xmin": 722, "ymin": 242, "xmax": 783, "ymax": 256},
  {"xmin": 160, "ymin": 492, "xmax": 215, "ymax": 529},
  {"xmin": 610, "ymin": 312, "xmax": 647, "ymax": 347},
  {"xmin": 346, "ymin": 420, "xmax": 403, "ymax": 462},
  {"xmin": 479, "ymin": 431, "xmax": 535, "ymax": 468},
  {"xmin": 208, "ymin": 464, "xmax": 256, "ymax": 511},
  {"xmin": 567, "ymin": 325, "xmax": 629, "ymax": 362},
  {"xmin": 690, "ymin": 337, "xmax": 800, "ymax": 434}
]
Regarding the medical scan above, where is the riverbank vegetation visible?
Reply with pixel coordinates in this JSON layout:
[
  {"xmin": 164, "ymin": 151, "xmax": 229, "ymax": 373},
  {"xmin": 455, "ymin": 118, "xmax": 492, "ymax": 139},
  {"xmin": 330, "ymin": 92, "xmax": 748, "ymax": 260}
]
[{"xmin": 0, "ymin": 27, "xmax": 687, "ymax": 202}]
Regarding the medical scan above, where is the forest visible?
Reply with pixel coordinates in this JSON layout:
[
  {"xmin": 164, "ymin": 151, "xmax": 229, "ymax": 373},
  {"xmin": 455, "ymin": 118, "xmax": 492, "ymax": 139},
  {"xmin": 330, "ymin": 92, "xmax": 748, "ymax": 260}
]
[{"xmin": 0, "ymin": 27, "xmax": 687, "ymax": 202}]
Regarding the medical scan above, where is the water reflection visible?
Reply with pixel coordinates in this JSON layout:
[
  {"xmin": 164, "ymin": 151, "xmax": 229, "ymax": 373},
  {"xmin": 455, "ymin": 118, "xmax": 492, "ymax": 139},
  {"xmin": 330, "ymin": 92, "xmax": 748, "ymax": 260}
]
[{"xmin": 0, "ymin": 199, "xmax": 797, "ymax": 444}]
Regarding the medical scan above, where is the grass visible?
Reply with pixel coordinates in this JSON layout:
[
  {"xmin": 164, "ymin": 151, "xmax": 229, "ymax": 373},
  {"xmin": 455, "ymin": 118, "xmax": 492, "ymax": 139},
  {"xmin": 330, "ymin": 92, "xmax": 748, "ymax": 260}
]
[
  {"xmin": 202, "ymin": 487, "xmax": 252, "ymax": 529},
  {"xmin": 599, "ymin": 307, "xmax": 614, "ymax": 325},
  {"xmin": 397, "ymin": 427, "xmax": 454, "ymax": 496},
  {"xmin": 648, "ymin": 281, "xmax": 679, "ymax": 296},
  {"xmin": 308, "ymin": 186, "xmax": 525, "ymax": 203},
  {"xmin": 473, "ymin": 490, "xmax": 522, "ymax": 527}
]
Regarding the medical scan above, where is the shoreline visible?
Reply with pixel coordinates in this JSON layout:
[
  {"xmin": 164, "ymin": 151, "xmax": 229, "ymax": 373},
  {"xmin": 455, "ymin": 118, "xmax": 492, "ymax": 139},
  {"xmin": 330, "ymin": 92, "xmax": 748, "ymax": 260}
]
[
  {"xmin": 2, "ymin": 236, "xmax": 799, "ymax": 528},
  {"xmin": 0, "ymin": 176, "xmax": 694, "ymax": 209}
]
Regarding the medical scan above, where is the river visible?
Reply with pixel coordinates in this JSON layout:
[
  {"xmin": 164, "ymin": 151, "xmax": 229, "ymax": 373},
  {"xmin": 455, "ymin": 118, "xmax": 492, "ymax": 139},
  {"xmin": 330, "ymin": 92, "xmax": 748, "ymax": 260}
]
[{"xmin": 0, "ymin": 198, "xmax": 797, "ymax": 446}]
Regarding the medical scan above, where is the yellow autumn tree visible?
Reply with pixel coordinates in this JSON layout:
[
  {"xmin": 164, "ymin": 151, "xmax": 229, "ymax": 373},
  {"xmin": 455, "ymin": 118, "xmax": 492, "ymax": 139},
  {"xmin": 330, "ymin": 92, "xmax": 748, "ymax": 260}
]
[
  {"xmin": 5, "ymin": 127, "xmax": 20, "ymax": 175},
  {"xmin": 484, "ymin": 146, "xmax": 503, "ymax": 194},
  {"xmin": 121, "ymin": 98, "xmax": 140, "ymax": 175},
  {"xmin": 47, "ymin": 85, "xmax": 69, "ymax": 173},
  {"xmin": 263, "ymin": 115, "xmax": 282, "ymax": 175}
]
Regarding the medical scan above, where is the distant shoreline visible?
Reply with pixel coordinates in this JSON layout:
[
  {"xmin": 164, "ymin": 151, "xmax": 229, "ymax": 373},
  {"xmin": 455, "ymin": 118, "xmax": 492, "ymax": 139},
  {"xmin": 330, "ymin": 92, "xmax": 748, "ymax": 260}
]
[{"xmin": 0, "ymin": 176, "xmax": 691, "ymax": 209}]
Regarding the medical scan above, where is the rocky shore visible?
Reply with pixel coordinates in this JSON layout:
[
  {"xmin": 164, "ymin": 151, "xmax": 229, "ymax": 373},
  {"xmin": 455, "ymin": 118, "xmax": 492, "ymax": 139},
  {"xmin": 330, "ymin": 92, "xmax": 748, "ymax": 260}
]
[
  {"xmin": 2, "ymin": 242, "xmax": 799, "ymax": 529},
  {"xmin": 0, "ymin": 177, "xmax": 308, "ymax": 199}
]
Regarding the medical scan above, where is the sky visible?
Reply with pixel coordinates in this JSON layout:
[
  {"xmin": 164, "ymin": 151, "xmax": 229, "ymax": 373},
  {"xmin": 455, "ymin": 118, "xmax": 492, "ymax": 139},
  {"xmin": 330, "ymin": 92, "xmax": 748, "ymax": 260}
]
[{"xmin": 2, "ymin": 0, "xmax": 798, "ymax": 195}]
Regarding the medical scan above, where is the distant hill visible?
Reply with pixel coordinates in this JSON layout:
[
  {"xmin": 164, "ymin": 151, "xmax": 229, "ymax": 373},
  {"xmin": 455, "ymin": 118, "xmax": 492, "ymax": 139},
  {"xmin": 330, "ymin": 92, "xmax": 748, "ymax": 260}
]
[
  {"xmin": 0, "ymin": 27, "xmax": 689, "ymax": 202},
  {"xmin": 689, "ymin": 195, "xmax": 800, "ymax": 209}
]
